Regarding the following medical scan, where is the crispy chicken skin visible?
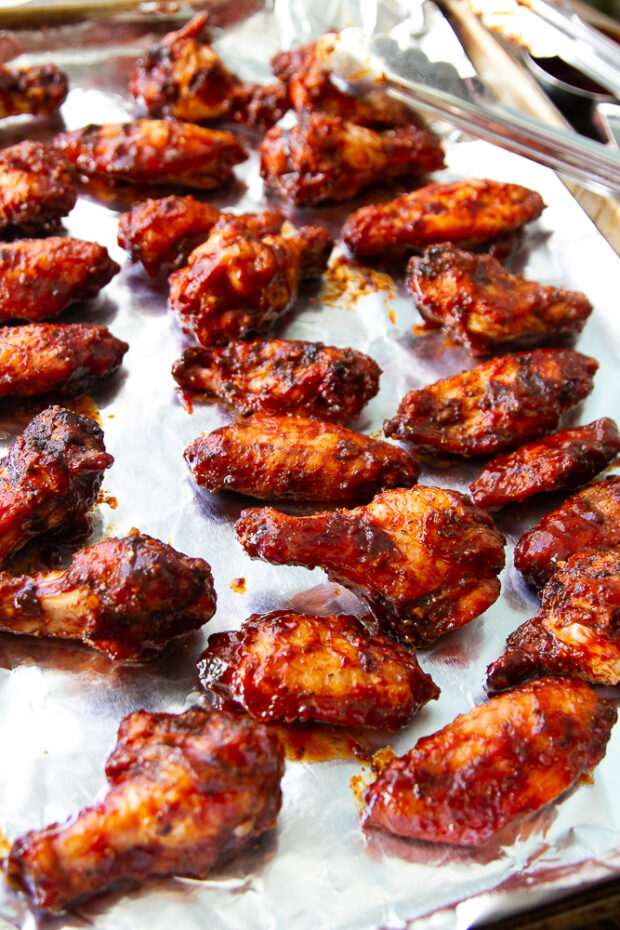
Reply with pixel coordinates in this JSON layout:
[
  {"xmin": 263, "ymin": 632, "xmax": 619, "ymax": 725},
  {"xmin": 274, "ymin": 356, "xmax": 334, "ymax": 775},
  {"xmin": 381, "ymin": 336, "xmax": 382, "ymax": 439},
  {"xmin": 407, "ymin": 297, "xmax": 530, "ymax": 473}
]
[
  {"xmin": 0, "ymin": 531, "xmax": 215, "ymax": 661},
  {"xmin": 169, "ymin": 217, "xmax": 333, "ymax": 346},
  {"xmin": 470, "ymin": 418, "xmax": 620, "ymax": 511},
  {"xmin": 0, "ymin": 141, "xmax": 76, "ymax": 233},
  {"xmin": 185, "ymin": 414, "xmax": 419, "ymax": 502},
  {"xmin": 130, "ymin": 12, "xmax": 287, "ymax": 130},
  {"xmin": 342, "ymin": 178, "xmax": 545, "ymax": 259},
  {"xmin": 0, "ymin": 406, "xmax": 113, "ymax": 564},
  {"xmin": 0, "ymin": 323, "xmax": 128, "ymax": 400},
  {"xmin": 487, "ymin": 549, "xmax": 620, "ymax": 691},
  {"xmin": 259, "ymin": 113, "xmax": 444, "ymax": 206},
  {"xmin": 235, "ymin": 485, "xmax": 505, "ymax": 646},
  {"xmin": 362, "ymin": 677, "xmax": 616, "ymax": 847},
  {"xmin": 198, "ymin": 610, "xmax": 439, "ymax": 730},
  {"xmin": 6, "ymin": 707, "xmax": 284, "ymax": 911},
  {"xmin": 172, "ymin": 338, "xmax": 381, "ymax": 424},
  {"xmin": 0, "ymin": 237, "xmax": 119, "ymax": 323},
  {"xmin": 514, "ymin": 475, "xmax": 620, "ymax": 589},
  {"xmin": 53, "ymin": 119, "xmax": 247, "ymax": 189},
  {"xmin": 384, "ymin": 349, "xmax": 598, "ymax": 457},
  {"xmin": 407, "ymin": 243, "xmax": 592, "ymax": 355},
  {"xmin": 0, "ymin": 63, "xmax": 68, "ymax": 119}
]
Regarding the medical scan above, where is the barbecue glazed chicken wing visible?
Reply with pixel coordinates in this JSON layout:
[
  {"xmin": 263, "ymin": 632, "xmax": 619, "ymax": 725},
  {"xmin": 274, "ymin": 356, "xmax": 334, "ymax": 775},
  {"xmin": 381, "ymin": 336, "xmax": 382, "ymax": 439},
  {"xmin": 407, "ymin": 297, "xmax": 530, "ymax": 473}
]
[
  {"xmin": 470, "ymin": 418, "xmax": 620, "ymax": 511},
  {"xmin": 235, "ymin": 485, "xmax": 505, "ymax": 646},
  {"xmin": 7, "ymin": 707, "xmax": 284, "ymax": 911},
  {"xmin": 172, "ymin": 338, "xmax": 381, "ymax": 424},
  {"xmin": 362, "ymin": 677, "xmax": 616, "ymax": 847},
  {"xmin": 0, "ymin": 406, "xmax": 113, "ymax": 565},
  {"xmin": 185, "ymin": 414, "xmax": 419, "ymax": 502},
  {"xmin": 259, "ymin": 113, "xmax": 444, "ymax": 206},
  {"xmin": 342, "ymin": 178, "xmax": 545, "ymax": 259},
  {"xmin": 169, "ymin": 216, "xmax": 333, "ymax": 346},
  {"xmin": 384, "ymin": 349, "xmax": 598, "ymax": 457},
  {"xmin": 407, "ymin": 243, "xmax": 592, "ymax": 355},
  {"xmin": 198, "ymin": 610, "xmax": 439, "ymax": 730},
  {"xmin": 0, "ymin": 531, "xmax": 216, "ymax": 661},
  {"xmin": 0, "ymin": 237, "xmax": 119, "ymax": 323},
  {"xmin": 0, "ymin": 141, "xmax": 76, "ymax": 233},
  {"xmin": 53, "ymin": 119, "xmax": 247, "ymax": 189},
  {"xmin": 514, "ymin": 475, "xmax": 620, "ymax": 589},
  {"xmin": 130, "ymin": 12, "xmax": 287, "ymax": 130},
  {"xmin": 0, "ymin": 63, "xmax": 67, "ymax": 119}
]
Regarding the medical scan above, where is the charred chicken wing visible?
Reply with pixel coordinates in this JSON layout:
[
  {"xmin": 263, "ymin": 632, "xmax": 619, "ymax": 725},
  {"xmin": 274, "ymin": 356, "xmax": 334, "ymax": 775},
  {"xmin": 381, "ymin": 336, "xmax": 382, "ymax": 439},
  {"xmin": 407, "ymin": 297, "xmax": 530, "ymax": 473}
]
[
  {"xmin": 342, "ymin": 178, "xmax": 545, "ymax": 259},
  {"xmin": 514, "ymin": 475, "xmax": 620, "ymax": 589},
  {"xmin": 259, "ymin": 113, "xmax": 444, "ymax": 206},
  {"xmin": 185, "ymin": 413, "xmax": 419, "ymax": 502},
  {"xmin": 470, "ymin": 418, "xmax": 620, "ymax": 511},
  {"xmin": 0, "ymin": 405, "xmax": 113, "ymax": 564},
  {"xmin": 0, "ymin": 63, "xmax": 67, "ymax": 119},
  {"xmin": 6, "ymin": 707, "xmax": 284, "ymax": 911},
  {"xmin": 235, "ymin": 485, "xmax": 505, "ymax": 646},
  {"xmin": 198, "ymin": 610, "xmax": 439, "ymax": 729},
  {"xmin": 172, "ymin": 338, "xmax": 381, "ymax": 423},
  {"xmin": 362, "ymin": 677, "xmax": 616, "ymax": 846},
  {"xmin": 0, "ymin": 140, "xmax": 76, "ymax": 233},
  {"xmin": 407, "ymin": 243, "xmax": 592, "ymax": 355},
  {"xmin": 384, "ymin": 349, "xmax": 598, "ymax": 457},
  {"xmin": 53, "ymin": 119, "xmax": 247, "ymax": 189}
]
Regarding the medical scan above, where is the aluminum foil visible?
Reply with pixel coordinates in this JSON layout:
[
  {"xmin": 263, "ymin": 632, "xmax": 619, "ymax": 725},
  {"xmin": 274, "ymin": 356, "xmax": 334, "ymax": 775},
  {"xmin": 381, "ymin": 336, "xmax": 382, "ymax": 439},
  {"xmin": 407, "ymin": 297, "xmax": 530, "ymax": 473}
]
[{"xmin": 0, "ymin": 2, "xmax": 619, "ymax": 928}]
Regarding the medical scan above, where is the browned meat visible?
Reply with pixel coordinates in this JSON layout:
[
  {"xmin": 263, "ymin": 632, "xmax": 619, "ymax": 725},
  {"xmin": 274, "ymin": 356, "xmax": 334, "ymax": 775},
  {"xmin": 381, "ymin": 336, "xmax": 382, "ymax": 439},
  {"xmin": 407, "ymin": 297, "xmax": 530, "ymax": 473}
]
[
  {"xmin": 0, "ymin": 405, "xmax": 113, "ymax": 565},
  {"xmin": 198, "ymin": 610, "xmax": 439, "ymax": 730},
  {"xmin": 384, "ymin": 349, "xmax": 597, "ymax": 457},
  {"xmin": 514, "ymin": 475, "xmax": 620, "ymax": 589},
  {"xmin": 185, "ymin": 413, "xmax": 419, "ymax": 502},
  {"xmin": 0, "ymin": 237, "xmax": 119, "ymax": 323},
  {"xmin": 407, "ymin": 243, "xmax": 592, "ymax": 355},
  {"xmin": 362, "ymin": 677, "xmax": 616, "ymax": 847},
  {"xmin": 0, "ymin": 323, "xmax": 127, "ymax": 400},
  {"xmin": 169, "ymin": 217, "xmax": 333, "ymax": 346},
  {"xmin": 260, "ymin": 113, "xmax": 444, "ymax": 206},
  {"xmin": 7, "ymin": 707, "xmax": 284, "ymax": 911},
  {"xmin": 342, "ymin": 178, "xmax": 545, "ymax": 259},
  {"xmin": 0, "ymin": 141, "xmax": 76, "ymax": 234},
  {"xmin": 53, "ymin": 119, "xmax": 247, "ymax": 189},
  {"xmin": 235, "ymin": 485, "xmax": 505, "ymax": 646},
  {"xmin": 470, "ymin": 419, "xmax": 620, "ymax": 511},
  {"xmin": 172, "ymin": 338, "xmax": 381, "ymax": 424},
  {"xmin": 0, "ymin": 63, "xmax": 68, "ymax": 118},
  {"xmin": 487, "ymin": 549, "xmax": 620, "ymax": 692}
]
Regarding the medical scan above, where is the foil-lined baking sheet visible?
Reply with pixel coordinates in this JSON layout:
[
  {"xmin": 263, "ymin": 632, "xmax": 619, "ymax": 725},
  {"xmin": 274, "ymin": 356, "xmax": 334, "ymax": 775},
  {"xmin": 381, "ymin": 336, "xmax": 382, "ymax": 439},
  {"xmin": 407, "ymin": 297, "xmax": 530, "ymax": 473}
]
[{"xmin": 0, "ymin": 2, "xmax": 619, "ymax": 928}]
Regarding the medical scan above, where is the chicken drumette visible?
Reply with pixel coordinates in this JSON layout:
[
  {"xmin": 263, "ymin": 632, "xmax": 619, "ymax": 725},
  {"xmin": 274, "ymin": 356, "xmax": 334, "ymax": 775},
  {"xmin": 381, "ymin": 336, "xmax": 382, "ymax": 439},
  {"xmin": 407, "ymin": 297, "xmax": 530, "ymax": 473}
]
[
  {"xmin": 384, "ymin": 349, "xmax": 597, "ymax": 457},
  {"xmin": 185, "ymin": 413, "xmax": 419, "ymax": 502},
  {"xmin": 198, "ymin": 610, "xmax": 439, "ymax": 730},
  {"xmin": 362, "ymin": 677, "xmax": 616, "ymax": 847},
  {"xmin": 260, "ymin": 113, "xmax": 444, "ymax": 206},
  {"xmin": 7, "ymin": 707, "xmax": 284, "ymax": 911},
  {"xmin": 0, "ymin": 140, "xmax": 76, "ymax": 234},
  {"xmin": 0, "ymin": 63, "xmax": 68, "ymax": 119},
  {"xmin": 407, "ymin": 243, "xmax": 592, "ymax": 355},
  {"xmin": 235, "ymin": 485, "xmax": 505, "ymax": 646}
]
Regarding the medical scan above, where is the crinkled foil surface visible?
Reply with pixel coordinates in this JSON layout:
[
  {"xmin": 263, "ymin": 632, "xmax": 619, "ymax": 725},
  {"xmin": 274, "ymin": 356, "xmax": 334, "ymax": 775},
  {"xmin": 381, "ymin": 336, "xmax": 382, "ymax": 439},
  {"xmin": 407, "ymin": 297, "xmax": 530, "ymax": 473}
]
[{"xmin": 0, "ymin": 2, "xmax": 619, "ymax": 928}]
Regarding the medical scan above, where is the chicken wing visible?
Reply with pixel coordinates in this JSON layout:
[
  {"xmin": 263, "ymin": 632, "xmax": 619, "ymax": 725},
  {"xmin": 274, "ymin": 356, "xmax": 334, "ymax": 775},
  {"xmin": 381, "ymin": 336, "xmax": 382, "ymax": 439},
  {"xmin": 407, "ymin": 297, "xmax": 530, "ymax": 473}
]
[
  {"xmin": 0, "ymin": 63, "xmax": 68, "ymax": 119},
  {"xmin": 0, "ymin": 405, "xmax": 113, "ymax": 564},
  {"xmin": 169, "ymin": 217, "xmax": 333, "ymax": 346},
  {"xmin": 342, "ymin": 178, "xmax": 546, "ymax": 260},
  {"xmin": 407, "ymin": 243, "xmax": 592, "ymax": 355},
  {"xmin": 172, "ymin": 338, "xmax": 381, "ymax": 424},
  {"xmin": 6, "ymin": 707, "xmax": 284, "ymax": 911},
  {"xmin": 470, "ymin": 418, "xmax": 620, "ymax": 511},
  {"xmin": 514, "ymin": 475, "xmax": 620, "ymax": 589},
  {"xmin": 0, "ymin": 237, "xmax": 119, "ymax": 322},
  {"xmin": 0, "ymin": 140, "xmax": 76, "ymax": 234},
  {"xmin": 53, "ymin": 119, "xmax": 247, "ymax": 189},
  {"xmin": 185, "ymin": 414, "xmax": 419, "ymax": 502},
  {"xmin": 259, "ymin": 113, "xmax": 444, "ymax": 206},
  {"xmin": 198, "ymin": 610, "xmax": 439, "ymax": 730},
  {"xmin": 362, "ymin": 677, "xmax": 616, "ymax": 847},
  {"xmin": 235, "ymin": 485, "xmax": 505, "ymax": 646},
  {"xmin": 384, "ymin": 349, "xmax": 598, "ymax": 457}
]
